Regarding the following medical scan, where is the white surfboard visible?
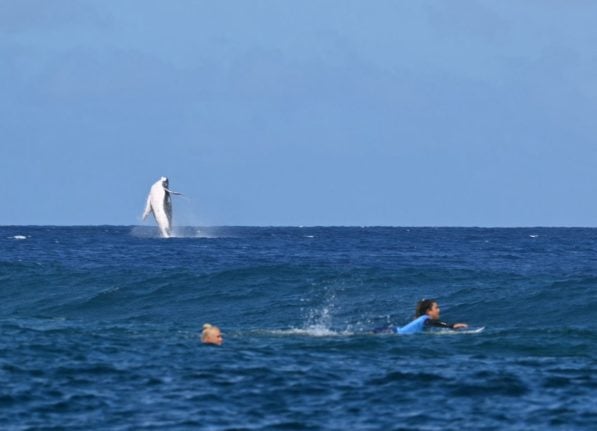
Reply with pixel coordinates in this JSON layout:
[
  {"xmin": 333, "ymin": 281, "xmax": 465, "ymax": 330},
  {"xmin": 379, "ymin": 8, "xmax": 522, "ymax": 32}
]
[
  {"xmin": 459, "ymin": 326, "xmax": 485, "ymax": 334},
  {"xmin": 428, "ymin": 326, "xmax": 485, "ymax": 335}
]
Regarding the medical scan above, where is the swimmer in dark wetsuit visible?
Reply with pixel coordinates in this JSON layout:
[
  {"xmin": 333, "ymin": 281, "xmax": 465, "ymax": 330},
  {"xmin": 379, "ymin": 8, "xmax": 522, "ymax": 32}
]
[{"xmin": 373, "ymin": 298, "xmax": 468, "ymax": 334}]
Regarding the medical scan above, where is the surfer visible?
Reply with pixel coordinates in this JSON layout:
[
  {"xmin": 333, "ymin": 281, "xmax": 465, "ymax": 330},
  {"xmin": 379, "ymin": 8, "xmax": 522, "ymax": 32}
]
[
  {"xmin": 374, "ymin": 299, "xmax": 468, "ymax": 334},
  {"xmin": 201, "ymin": 323, "xmax": 223, "ymax": 345}
]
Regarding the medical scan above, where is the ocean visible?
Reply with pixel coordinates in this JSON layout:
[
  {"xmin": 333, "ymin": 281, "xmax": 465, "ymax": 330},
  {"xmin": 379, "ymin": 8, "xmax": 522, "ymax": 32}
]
[{"xmin": 1, "ymin": 226, "xmax": 595, "ymax": 430}]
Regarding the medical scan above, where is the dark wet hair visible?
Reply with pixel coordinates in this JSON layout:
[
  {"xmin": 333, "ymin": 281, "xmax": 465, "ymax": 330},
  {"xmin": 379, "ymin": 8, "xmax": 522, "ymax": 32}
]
[{"xmin": 415, "ymin": 298, "xmax": 437, "ymax": 317}]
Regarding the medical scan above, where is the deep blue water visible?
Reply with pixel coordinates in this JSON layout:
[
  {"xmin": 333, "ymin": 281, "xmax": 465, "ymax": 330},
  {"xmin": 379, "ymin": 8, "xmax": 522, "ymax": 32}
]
[{"xmin": 1, "ymin": 226, "xmax": 596, "ymax": 430}]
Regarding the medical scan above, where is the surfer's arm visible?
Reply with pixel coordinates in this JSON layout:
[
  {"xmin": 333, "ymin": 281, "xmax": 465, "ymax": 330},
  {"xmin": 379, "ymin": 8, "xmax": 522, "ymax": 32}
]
[{"xmin": 426, "ymin": 320, "xmax": 468, "ymax": 330}]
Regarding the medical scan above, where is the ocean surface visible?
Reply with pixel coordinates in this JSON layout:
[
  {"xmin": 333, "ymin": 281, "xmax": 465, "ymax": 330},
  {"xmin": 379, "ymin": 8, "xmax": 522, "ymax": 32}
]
[{"xmin": 1, "ymin": 226, "xmax": 596, "ymax": 430}]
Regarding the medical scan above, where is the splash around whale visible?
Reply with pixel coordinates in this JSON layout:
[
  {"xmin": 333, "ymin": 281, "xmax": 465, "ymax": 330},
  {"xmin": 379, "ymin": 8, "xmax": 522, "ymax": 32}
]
[{"xmin": 142, "ymin": 176, "xmax": 182, "ymax": 238}]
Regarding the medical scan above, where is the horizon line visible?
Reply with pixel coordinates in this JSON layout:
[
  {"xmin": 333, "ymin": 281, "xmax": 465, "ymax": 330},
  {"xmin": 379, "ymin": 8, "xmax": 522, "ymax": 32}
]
[{"xmin": 1, "ymin": 224, "xmax": 596, "ymax": 229}]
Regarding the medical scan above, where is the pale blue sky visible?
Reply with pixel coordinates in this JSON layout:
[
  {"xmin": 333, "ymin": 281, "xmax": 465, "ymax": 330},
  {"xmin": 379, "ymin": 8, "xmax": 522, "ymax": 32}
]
[{"xmin": 1, "ymin": 1, "xmax": 596, "ymax": 226}]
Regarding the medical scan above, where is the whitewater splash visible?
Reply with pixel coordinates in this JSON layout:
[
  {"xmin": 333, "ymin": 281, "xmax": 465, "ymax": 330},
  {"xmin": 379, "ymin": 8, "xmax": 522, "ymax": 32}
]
[
  {"xmin": 171, "ymin": 226, "xmax": 221, "ymax": 238},
  {"xmin": 267, "ymin": 296, "xmax": 357, "ymax": 337},
  {"xmin": 130, "ymin": 226, "xmax": 221, "ymax": 239},
  {"xmin": 267, "ymin": 326, "xmax": 353, "ymax": 337}
]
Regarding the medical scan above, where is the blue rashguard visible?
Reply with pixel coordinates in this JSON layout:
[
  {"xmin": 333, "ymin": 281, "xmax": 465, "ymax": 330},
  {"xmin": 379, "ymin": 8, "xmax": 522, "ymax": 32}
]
[
  {"xmin": 372, "ymin": 316, "xmax": 457, "ymax": 334},
  {"xmin": 396, "ymin": 315, "xmax": 429, "ymax": 334},
  {"xmin": 395, "ymin": 316, "xmax": 457, "ymax": 334}
]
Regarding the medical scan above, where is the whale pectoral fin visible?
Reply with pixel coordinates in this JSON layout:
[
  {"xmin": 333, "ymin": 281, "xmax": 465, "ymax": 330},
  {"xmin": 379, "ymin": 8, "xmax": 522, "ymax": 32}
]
[
  {"xmin": 142, "ymin": 195, "xmax": 152, "ymax": 220},
  {"xmin": 164, "ymin": 188, "xmax": 183, "ymax": 196}
]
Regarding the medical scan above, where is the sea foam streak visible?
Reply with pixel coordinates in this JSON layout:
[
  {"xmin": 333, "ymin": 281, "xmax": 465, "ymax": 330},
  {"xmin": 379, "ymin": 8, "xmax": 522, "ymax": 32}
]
[{"xmin": 268, "ymin": 326, "xmax": 353, "ymax": 337}]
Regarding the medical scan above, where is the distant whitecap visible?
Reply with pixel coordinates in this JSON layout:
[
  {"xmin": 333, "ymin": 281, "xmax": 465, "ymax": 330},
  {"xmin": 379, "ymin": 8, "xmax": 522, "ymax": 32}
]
[{"xmin": 13, "ymin": 235, "xmax": 27, "ymax": 240}]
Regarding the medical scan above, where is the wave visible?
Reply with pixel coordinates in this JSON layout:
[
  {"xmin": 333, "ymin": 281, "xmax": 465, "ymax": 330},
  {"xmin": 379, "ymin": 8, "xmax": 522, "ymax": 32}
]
[{"xmin": 2, "ymin": 261, "xmax": 593, "ymax": 332}]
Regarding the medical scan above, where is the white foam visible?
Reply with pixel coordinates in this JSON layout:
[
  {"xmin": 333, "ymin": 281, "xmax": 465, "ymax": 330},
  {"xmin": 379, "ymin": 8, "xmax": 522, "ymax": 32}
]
[
  {"xmin": 131, "ymin": 226, "xmax": 220, "ymax": 239},
  {"xmin": 172, "ymin": 227, "xmax": 223, "ymax": 239},
  {"xmin": 12, "ymin": 235, "xmax": 27, "ymax": 240},
  {"xmin": 268, "ymin": 326, "xmax": 353, "ymax": 337}
]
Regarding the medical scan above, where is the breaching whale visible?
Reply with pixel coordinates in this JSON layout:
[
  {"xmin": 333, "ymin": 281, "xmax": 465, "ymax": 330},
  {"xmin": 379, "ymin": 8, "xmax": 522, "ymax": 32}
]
[{"xmin": 142, "ymin": 177, "xmax": 182, "ymax": 238}]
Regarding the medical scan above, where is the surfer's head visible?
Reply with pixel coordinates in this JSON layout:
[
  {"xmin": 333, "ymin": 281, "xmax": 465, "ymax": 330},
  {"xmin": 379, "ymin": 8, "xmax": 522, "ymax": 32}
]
[
  {"xmin": 201, "ymin": 323, "xmax": 223, "ymax": 346},
  {"xmin": 416, "ymin": 299, "xmax": 440, "ymax": 319}
]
